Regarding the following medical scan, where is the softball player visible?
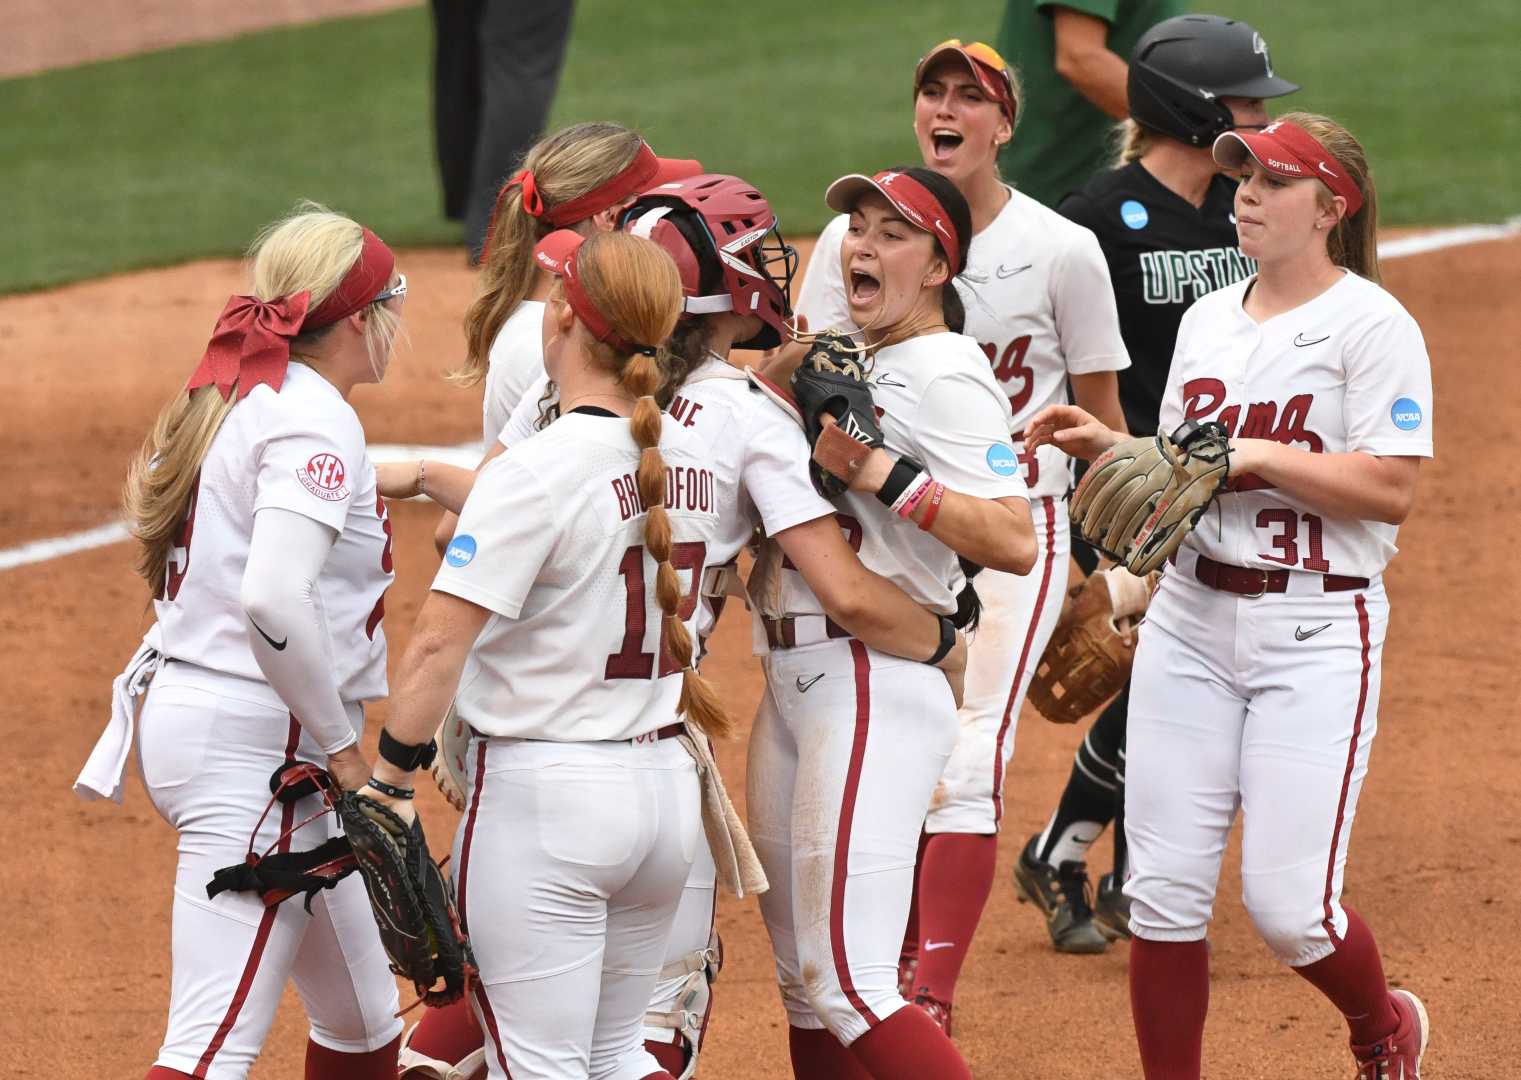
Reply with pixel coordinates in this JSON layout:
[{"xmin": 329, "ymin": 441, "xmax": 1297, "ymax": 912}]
[
  {"xmin": 753, "ymin": 166, "xmax": 1036, "ymax": 1079},
  {"xmin": 1019, "ymin": 13, "xmax": 1298, "ymax": 951},
  {"xmin": 407, "ymin": 122, "xmax": 701, "ymax": 552},
  {"xmin": 1025, "ymin": 113, "xmax": 1433, "ymax": 1078},
  {"xmin": 365, "ymin": 231, "xmax": 708, "ymax": 1080},
  {"xmin": 79, "ymin": 205, "xmax": 408, "ymax": 1079},
  {"xmin": 793, "ymin": 38, "xmax": 1130, "ymax": 1012},
  {"xmin": 393, "ymin": 173, "xmax": 970, "ymax": 1080}
]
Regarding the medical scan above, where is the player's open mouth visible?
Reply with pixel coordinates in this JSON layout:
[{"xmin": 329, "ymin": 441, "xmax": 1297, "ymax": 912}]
[
  {"xmin": 849, "ymin": 269, "xmax": 881, "ymax": 304},
  {"xmin": 931, "ymin": 128, "xmax": 963, "ymax": 161}
]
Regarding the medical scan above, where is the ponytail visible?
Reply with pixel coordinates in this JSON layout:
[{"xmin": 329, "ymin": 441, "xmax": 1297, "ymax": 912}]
[
  {"xmin": 578, "ymin": 232, "xmax": 732, "ymax": 739},
  {"xmin": 623, "ymin": 351, "xmax": 732, "ymax": 739},
  {"xmin": 125, "ymin": 203, "xmax": 380, "ymax": 595},
  {"xmin": 458, "ymin": 123, "xmax": 645, "ymax": 386},
  {"xmin": 1278, "ymin": 111, "xmax": 1381, "ymax": 284}
]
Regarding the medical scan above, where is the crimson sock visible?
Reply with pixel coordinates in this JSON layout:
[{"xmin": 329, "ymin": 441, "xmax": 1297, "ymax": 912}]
[
  {"xmin": 850, "ymin": 1006, "xmax": 971, "ymax": 1080},
  {"xmin": 403, "ymin": 994, "xmax": 486, "ymax": 1068},
  {"xmin": 788, "ymin": 1025, "xmax": 873, "ymax": 1080},
  {"xmin": 898, "ymin": 831, "xmax": 931, "ymax": 975},
  {"xmin": 144, "ymin": 1069, "xmax": 194, "ymax": 1079},
  {"xmin": 645, "ymin": 1038, "xmax": 688, "ymax": 1076},
  {"xmin": 1292, "ymin": 907, "xmax": 1400, "ymax": 1045},
  {"xmin": 637, "ymin": 1072, "xmax": 676, "ymax": 1079},
  {"xmin": 911, "ymin": 832, "xmax": 997, "ymax": 1004},
  {"xmin": 304, "ymin": 1033, "xmax": 402, "ymax": 1079},
  {"xmin": 1130, "ymin": 937, "xmax": 1209, "ymax": 1079}
]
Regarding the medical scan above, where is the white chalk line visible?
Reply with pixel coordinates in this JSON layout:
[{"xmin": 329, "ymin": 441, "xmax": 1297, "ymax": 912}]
[
  {"xmin": 0, "ymin": 442, "xmax": 481, "ymax": 572},
  {"xmin": 5, "ymin": 215, "xmax": 1520, "ymax": 575}
]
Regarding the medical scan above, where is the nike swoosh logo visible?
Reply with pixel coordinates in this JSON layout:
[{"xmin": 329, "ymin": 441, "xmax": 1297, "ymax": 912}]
[
  {"xmin": 996, "ymin": 263, "xmax": 1033, "ymax": 278},
  {"xmin": 875, "ymin": 374, "xmax": 906, "ymax": 388},
  {"xmin": 1295, "ymin": 622, "xmax": 1333, "ymax": 641},
  {"xmin": 1318, "ymin": 162, "xmax": 1338, "ymax": 178},
  {"xmin": 924, "ymin": 941, "xmax": 956, "ymax": 951},
  {"xmin": 1293, "ymin": 333, "xmax": 1329, "ymax": 347},
  {"xmin": 1229, "ymin": 213, "xmax": 1238, "ymax": 224},
  {"xmin": 796, "ymin": 673, "xmax": 825, "ymax": 693},
  {"xmin": 250, "ymin": 616, "xmax": 288, "ymax": 651}
]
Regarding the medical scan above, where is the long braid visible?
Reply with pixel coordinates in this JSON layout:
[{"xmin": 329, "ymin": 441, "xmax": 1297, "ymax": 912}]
[{"xmin": 621, "ymin": 350, "xmax": 732, "ymax": 739}]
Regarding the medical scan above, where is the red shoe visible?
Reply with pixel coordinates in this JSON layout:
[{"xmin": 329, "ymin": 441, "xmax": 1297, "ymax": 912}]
[
  {"xmin": 1351, "ymin": 990, "xmax": 1429, "ymax": 1079},
  {"xmin": 910, "ymin": 994, "xmax": 953, "ymax": 1037}
]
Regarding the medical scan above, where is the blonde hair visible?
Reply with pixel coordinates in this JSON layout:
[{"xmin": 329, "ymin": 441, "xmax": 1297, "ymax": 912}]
[
  {"xmin": 124, "ymin": 202, "xmax": 398, "ymax": 596},
  {"xmin": 1111, "ymin": 117, "xmax": 1154, "ymax": 166},
  {"xmin": 576, "ymin": 232, "xmax": 731, "ymax": 739},
  {"xmin": 458, "ymin": 122, "xmax": 645, "ymax": 385},
  {"xmin": 1279, "ymin": 111, "xmax": 1381, "ymax": 283}
]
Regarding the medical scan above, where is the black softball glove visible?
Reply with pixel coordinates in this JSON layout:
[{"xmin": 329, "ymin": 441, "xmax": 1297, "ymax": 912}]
[{"xmin": 789, "ymin": 332, "xmax": 883, "ymax": 497}]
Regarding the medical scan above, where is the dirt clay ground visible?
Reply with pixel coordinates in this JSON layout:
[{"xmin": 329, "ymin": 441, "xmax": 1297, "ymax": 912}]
[{"xmin": 1, "ymin": 226, "xmax": 1518, "ymax": 1080}]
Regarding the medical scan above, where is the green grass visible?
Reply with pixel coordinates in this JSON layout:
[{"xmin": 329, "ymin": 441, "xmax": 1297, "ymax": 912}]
[
  {"xmin": 1220, "ymin": 0, "xmax": 1520, "ymax": 229},
  {"xmin": 1, "ymin": 0, "xmax": 1515, "ymax": 294}
]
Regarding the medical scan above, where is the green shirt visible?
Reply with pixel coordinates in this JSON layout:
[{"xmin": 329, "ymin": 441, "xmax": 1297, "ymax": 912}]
[{"xmin": 996, "ymin": 0, "xmax": 1185, "ymax": 207}]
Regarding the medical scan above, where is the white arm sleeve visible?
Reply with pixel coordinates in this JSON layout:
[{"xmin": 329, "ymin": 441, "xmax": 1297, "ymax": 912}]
[
  {"xmin": 240, "ymin": 507, "xmax": 358, "ymax": 756},
  {"xmin": 498, "ymin": 372, "xmax": 555, "ymax": 450}
]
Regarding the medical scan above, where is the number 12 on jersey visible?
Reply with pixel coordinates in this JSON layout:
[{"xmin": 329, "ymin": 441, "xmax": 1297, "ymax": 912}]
[{"xmin": 606, "ymin": 542, "xmax": 707, "ymax": 679}]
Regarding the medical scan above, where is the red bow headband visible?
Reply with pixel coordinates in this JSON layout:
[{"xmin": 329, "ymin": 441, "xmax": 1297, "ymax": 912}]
[
  {"xmin": 481, "ymin": 142, "xmax": 703, "ymax": 262},
  {"xmin": 824, "ymin": 170, "xmax": 964, "ymax": 276},
  {"xmin": 185, "ymin": 228, "xmax": 395, "ymax": 402},
  {"xmin": 532, "ymin": 230, "xmax": 656, "ymax": 356}
]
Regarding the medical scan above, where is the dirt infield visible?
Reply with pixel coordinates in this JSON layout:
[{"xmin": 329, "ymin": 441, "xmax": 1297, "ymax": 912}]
[
  {"xmin": 3, "ymin": 0, "xmax": 417, "ymax": 79},
  {"xmin": 5, "ymin": 233, "xmax": 1518, "ymax": 1079}
]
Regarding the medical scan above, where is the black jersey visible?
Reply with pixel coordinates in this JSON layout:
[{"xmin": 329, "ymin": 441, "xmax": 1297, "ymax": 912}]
[{"xmin": 1059, "ymin": 162, "xmax": 1255, "ymax": 434}]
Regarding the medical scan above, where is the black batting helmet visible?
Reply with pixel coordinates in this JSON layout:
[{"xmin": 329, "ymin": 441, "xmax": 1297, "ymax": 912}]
[{"xmin": 1128, "ymin": 15, "xmax": 1298, "ymax": 148}]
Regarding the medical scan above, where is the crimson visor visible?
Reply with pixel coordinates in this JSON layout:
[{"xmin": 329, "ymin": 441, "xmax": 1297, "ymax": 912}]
[
  {"xmin": 532, "ymin": 230, "xmax": 637, "ymax": 353},
  {"xmin": 1213, "ymin": 120, "xmax": 1363, "ymax": 216},
  {"xmin": 825, "ymin": 170, "xmax": 962, "ymax": 276}
]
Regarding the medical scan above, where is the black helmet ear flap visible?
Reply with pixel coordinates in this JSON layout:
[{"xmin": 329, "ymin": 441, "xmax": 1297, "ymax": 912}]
[{"xmin": 1128, "ymin": 62, "xmax": 1238, "ymax": 147}]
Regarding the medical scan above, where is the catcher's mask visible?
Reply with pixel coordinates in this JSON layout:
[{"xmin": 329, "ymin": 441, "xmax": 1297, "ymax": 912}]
[{"xmin": 619, "ymin": 174, "xmax": 797, "ymax": 350}]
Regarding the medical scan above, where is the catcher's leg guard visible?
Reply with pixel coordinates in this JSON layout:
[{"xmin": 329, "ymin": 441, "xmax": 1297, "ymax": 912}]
[
  {"xmin": 397, "ymin": 1017, "xmax": 487, "ymax": 1080},
  {"xmin": 642, "ymin": 930, "xmax": 722, "ymax": 1079}
]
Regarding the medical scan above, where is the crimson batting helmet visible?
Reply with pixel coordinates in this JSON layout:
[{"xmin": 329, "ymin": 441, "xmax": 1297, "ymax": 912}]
[
  {"xmin": 1128, "ymin": 15, "xmax": 1298, "ymax": 148},
  {"xmin": 619, "ymin": 174, "xmax": 798, "ymax": 350}
]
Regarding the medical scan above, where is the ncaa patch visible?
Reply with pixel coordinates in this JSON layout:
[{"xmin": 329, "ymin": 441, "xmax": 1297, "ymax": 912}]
[
  {"xmin": 297, "ymin": 452, "xmax": 350, "ymax": 502},
  {"xmin": 1390, "ymin": 397, "xmax": 1423, "ymax": 431},
  {"xmin": 1120, "ymin": 200, "xmax": 1149, "ymax": 230},
  {"xmin": 986, "ymin": 443, "xmax": 1019, "ymax": 476},
  {"xmin": 444, "ymin": 534, "xmax": 477, "ymax": 568}
]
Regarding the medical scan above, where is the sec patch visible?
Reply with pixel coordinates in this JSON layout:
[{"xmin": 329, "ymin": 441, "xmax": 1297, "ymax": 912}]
[
  {"xmin": 986, "ymin": 443, "xmax": 1019, "ymax": 476},
  {"xmin": 298, "ymin": 453, "xmax": 350, "ymax": 502},
  {"xmin": 445, "ymin": 534, "xmax": 477, "ymax": 568},
  {"xmin": 1390, "ymin": 397, "xmax": 1423, "ymax": 431}
]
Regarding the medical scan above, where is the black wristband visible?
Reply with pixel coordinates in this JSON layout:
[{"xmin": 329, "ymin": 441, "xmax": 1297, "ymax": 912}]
[
  {"xmin": 875, "ymin": 455, "xmax": 927, "ymax": 508},
  {"xmin": 364, "ymin": 777, "xmax": 415, "ymax": 800},
  {"xmin": 925, "ymin": 614, "xmax": 957, "ymax": 665},
  {"xmin": 378, "ymin": 729, "xmax": 438, "ymax": 772}
]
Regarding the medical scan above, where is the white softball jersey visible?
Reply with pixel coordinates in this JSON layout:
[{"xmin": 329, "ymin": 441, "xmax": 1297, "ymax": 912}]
[
  {"xmin": 763, "ymin": 331, "xmax": 1029, "ymax": 619},
  {"xmin": 435, "ymin": 411, "xmax": 737, "ymax": 741},
  {"xmin": 499, "ymin": 370, "xmax": 553, "ymax": 449},
  {"xmin": 151, "ymin": 362, "xmax": 392, "ymax": 703},
  {"xmin": 481, "ymin": 299, "xmax": 546, "ymax": 443},
  {"xmin": 795, "ymin": 187, "xmax": 1130, "ymax": 499},
  {"xmin": 664, "ymin": 356, "xmax": 836, "ymax": 637},
  {"xmin": 1161, "ymin": 271, "xmax": 1434, "ymax": 579}
]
